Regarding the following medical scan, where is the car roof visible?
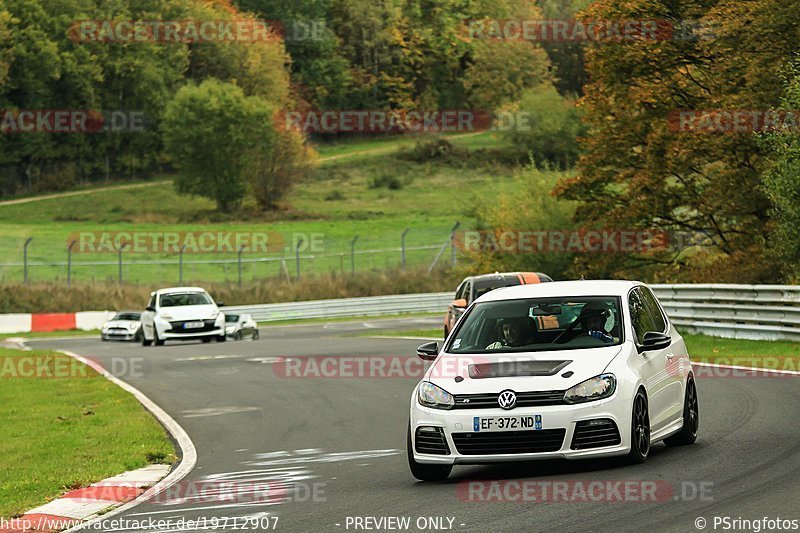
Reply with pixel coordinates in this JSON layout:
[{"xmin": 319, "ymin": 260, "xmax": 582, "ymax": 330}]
[
  {"xmin": 154, "ymin": 286, "xmax": 208, "ymax": 295},
  {"xmin": 113, "ymin": 310, "xmax": 141, "ymax": 315},
  {"xmin": 468, "ymin": 272, "xmax": 537, "ymax": 281},
  {"xmin": 474, "ymin": 280, "xmax": 643, "ymax": 303}
]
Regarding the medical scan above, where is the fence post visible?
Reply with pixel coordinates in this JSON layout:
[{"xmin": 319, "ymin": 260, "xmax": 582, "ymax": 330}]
[
  {"xmin": 67, "ymin": 240, "xmax": 76, "ymax": 287},
  {"xmin": 118, "ymin": 242, "xmax": 128, "ymax": 285},
  {"xmin": 178, "ymin": 244, "xmax": 186, "ymax": 284},
  {"xmin": 23, "ymin": 237, "xmax": 33, "ymax": 284},
  {"xmin": 401, "ymin": 228, "xmax": 409, "ymax": 270},
  {"xmin": 350, "ymin": 236, "xmax": 359, "ymax": 274},
  {"xmin": 238, "ymin": 246, "xmax": 245, "ymax": 288},
  {"xmin": 295, "ymin": 238, "xmax": 304, "ymax": 279},
  {"xmin": 428, "ymin": 222, "xmax": 460, "ymax": 273}
]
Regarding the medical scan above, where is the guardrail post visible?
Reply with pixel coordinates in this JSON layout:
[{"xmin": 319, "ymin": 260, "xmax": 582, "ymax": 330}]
[
  {"xmin": 295, "ymin": 238, "xmax": 304, "ymax": 280},
  {"xmin": 118, "ymin": 242, "xmax": 128, "ymax": 285},
  {"xmin": 401, "ymin": 228, "xmax": 409, "ymax": 270},
  {"xmin": 67, "ymin": 240, "xmax": 76, "ymax": 287},
  {"xmin": 178, "ymin": 244, "xmax": 186, "ymax": 284},
  {"xmin": 23, "ymin": 237, "xmax": 33, "ymax": 284},
  {"xmin": 350, "ymin": 236, "xmax": 359, "ymax": 274}
]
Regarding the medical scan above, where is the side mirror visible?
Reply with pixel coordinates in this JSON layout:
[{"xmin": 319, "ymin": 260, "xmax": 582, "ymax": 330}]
[
  {"xmin": 217, "ymin": 301, "xmax": 225, "ymax": 307},
  {"xmin": 416, "ymin": 341, "xmax": 439, "ymax": 361},
  {"xmin": 452, "ymin": 298, "xmax": 467, "ymax": 309},
  {"xmin": 638, "ymin": 331, "xmax": 672, "ymax": 353},
  {"xmin": 145, "ymin": 306, "xmax": 156, "ymax": 313}
]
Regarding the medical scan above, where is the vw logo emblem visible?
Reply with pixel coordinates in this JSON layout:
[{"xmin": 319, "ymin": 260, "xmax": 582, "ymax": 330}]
[{"xmin": 498, "ymin": 390, "xmax": 517, "ymax": 410}]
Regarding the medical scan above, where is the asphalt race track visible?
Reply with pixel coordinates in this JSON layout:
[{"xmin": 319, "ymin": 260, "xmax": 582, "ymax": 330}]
[{"xmin": 31, "ymin": 318, "xmax": 800, "ymax": 533}]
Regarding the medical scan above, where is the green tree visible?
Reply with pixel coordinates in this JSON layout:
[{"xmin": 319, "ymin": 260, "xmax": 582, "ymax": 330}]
[
  {"xmin": 502, "ymin": 85, "xmax": 583, "ymax": 168},
  {"xmin": 763, "ymin": 63, "xmax": 800, "ymax": 280},
  {"xmin": 556, "ymin": 0, "xmax": 800, "ymax": 282},
  {"xmin": 162, "ymin": 80, "xmax": 271, "ymax": 212}
]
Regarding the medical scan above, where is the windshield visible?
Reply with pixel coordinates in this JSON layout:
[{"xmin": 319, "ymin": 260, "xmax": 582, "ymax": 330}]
[
  {"xmin": 225, "ymin": 314, "xmax": 240, "ymax": 322},
  {"xmin": 447, "ymin": 296, "xmax": 623, "ymax": 354},
  {"xmin": 113, "ymin": 312, "xmax": 140, "ymax": 321},
  {"xmin": 159, "ymin": 292, "xmax": 213, "ymax": 307},
  {"xmin": 473, "ymin": 278, "xmax": 521, "ymax": 300}
]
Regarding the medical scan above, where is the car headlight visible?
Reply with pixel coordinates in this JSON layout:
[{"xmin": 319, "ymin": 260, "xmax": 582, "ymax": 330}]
[
  {"xmin": 210, "ymin": 310, "xmax": 220, "ymax": 319},
  {"xmin": 563, "ymin": 374, "xmax": 616, "ymax": 404},
  {"xmin": 101, "ymin": 322, "xmax": 109, "ymax": 330},
  {"xmin": 226, "ymin": 326, "xmax": 236, "ymax": 333},
  {"xmin": 128, "ymin": 323, "xmax": 138, "ymax": 330},
  {"xmin": 417, "ymin": 382, "xmax": 454, "ymax": 410},
  {"xmin": 159, "ymin": 313, "xmax": 172, "ymax": 320}
]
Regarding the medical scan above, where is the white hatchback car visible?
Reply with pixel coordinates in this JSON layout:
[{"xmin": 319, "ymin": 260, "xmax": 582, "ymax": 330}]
[
  {"xmin": 408, "ymin": 280, "xmax": 698, "ymax": 480},
  {"xmin": 140, "ymin": 287, "xmax": 226, "ymax": 346}
]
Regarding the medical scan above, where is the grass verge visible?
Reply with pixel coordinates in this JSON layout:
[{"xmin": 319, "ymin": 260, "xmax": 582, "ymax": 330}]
[
  {"xmin": 682, "ymin": 332, "xmax": 800, "ymax": 370},
  {"xmin": 0, "ymin": 348, "xmax": 175, "ymax": 518}
]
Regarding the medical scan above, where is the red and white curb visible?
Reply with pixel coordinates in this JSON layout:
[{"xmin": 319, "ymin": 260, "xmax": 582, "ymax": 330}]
[
  {"xmin": 0, "ymin": 465, "xmax": 171, "ymax": 533},
  {"xmin": 0, "ymin": 312, "xmax": 114, "ymax": 334},
  {"xmin": 0, "ymin": 346, "xmax": 198, "ymax": 532}
]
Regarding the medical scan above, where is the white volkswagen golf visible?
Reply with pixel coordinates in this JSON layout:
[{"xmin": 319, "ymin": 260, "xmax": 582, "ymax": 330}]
[
  {"xmin": 140, "ymin": 287, "xmax": 226, "ymax": 346},
  {"xmin": 408, "ymin": 280, "xmax": 698, "ymax": 480}
]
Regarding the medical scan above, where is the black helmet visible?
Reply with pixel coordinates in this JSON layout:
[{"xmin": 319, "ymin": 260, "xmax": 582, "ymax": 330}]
[{"xmin": 579, "ymin": 302, "xmax": 610, "ymax": 321}]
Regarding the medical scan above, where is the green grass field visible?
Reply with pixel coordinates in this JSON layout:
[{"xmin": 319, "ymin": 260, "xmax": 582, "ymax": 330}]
[
  {"xmin": 0, "ymin": 132, "xmax": 553, "ymax": 285},
  {"xmin": 0, "ymin": 348, "xmax": 175, "ymax": 518}
]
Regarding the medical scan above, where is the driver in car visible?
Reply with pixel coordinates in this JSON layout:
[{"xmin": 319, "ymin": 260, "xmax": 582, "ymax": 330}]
[
  {"xmin": 486, "ymin": 318, "xmax": 527, "ymax": 349},
  {"xmin": 579, "ymin": 302, "xmax": 615, "ymax": 343}
]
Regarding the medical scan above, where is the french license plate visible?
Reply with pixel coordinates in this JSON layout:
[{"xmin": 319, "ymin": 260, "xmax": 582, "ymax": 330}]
[
  {"xmin": 473, "ymin": 415, "xmax": 542, "ymax": 432},
  {"xmin": 183, "ymin": 321, "xmax": 204, "ymax": 329}
]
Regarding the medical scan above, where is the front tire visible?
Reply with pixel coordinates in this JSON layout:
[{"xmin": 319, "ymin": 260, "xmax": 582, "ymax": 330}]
[
  {"xmin": 142, "ymin": 329, "xmax": 152, "ymax": 347},
  {"xmin": 153, "ymin": 329, "xmax": 164, "ymax": 346},
  {"xmin": 217, "ymin": 334, "xmax": 226, "ymax": 343},
  {"xmin": 234, "ymin": 331, "xmax": 243, "ymax": 341},
  {"xmin": 665, "ymin": 378, "xmax": 699, "ymax": 446},
  {"xmin": 626, "ymin": 390, "xmax": 650, "ymax": 464},
  {"xmin": 252, "ymin": 330, "xmax": 260, "ymax": 340},
  {"xmin": 407, "ymin": 425, "xmax": 452, "ymax": 481}
]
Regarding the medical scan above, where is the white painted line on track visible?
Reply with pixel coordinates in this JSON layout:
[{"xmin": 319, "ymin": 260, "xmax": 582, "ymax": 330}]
[{"xmin": 58, "ymin": 350, "xmax": 198, "ymax": 532}]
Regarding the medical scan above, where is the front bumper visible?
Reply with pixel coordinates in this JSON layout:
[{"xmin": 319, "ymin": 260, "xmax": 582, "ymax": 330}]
[
  {"xmin": 155, "ymin": 317, "xmax": 225, "ymax": 339},
  {"xmin": 102, "ymin": 330, "xmax": 138, "ymax": 341},
  {"xmin": 410, "ymin": 396, "xmax": 631, "ymax": 465}
]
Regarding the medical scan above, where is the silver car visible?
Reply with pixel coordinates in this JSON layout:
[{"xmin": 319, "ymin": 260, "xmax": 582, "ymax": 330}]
[
  {"xmin": 225, "ymin": 313, "xmax": 259, "ymax": 341},
  {"xmin": 101, "ymin": 311, "xmax": 142, "ymax": 342}
]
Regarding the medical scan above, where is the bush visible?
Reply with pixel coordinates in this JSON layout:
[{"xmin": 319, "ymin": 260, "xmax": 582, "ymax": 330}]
[
  {"xmin": 368, "ymin": 174, "xmax": 404, "ymax": 190},
  {"xmin": 502, "ymin": 86, "xmax": 584, "ymax": 169}
]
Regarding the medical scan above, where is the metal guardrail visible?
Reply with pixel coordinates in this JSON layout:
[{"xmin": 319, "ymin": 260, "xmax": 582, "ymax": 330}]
[
  {"xmin": 226, "ymin": 284, "xmax": 800, "ymax": 342},
  {"xmin": 223, "ymin": 292, "xmax": 453, "ymax": 322},
  {"xmin": 652, "ymin": 284, "xmax": 800, "ymax": 341}
]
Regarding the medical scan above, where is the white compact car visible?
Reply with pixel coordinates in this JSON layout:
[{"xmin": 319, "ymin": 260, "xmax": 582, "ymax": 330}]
[
  {"xmin": 408, "ymin": 280, "xmax": 698, "ymax": 481},
  {"xmin": 225, "ymin": 313, "xmax": 259, "ymax": 340},
  {"xmin": 101, "ymin": 311, "xmax": 142, "ymax": 342},
  {"xmin": 140, "ymin": 287, "xmax": 226, "ymax": 346}
]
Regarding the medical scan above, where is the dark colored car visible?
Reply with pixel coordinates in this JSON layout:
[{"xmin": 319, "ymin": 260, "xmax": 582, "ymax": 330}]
[{"xmin": 443, "ymin": 272, "xmax": 553, "ymax": 337}]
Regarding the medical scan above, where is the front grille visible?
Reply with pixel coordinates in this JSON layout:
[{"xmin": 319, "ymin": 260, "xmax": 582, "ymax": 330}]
[
  {"xmin": 452, "ymin": 429, "xmax": 566, "ymax": 455},
  {"xmin": 570, "ymin": 419, "xmax": 621, "ymax": 450},
  {"xmin": 414, "ymin": 427, "xmax": 450, "ymax": 455},
  {"xmin": 452, "ymin": 390, "xmax": 565, "ymax": 409},
  {"xmin": 168, "ymin": 319, "xmax": 217, "ymax": 333}
]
